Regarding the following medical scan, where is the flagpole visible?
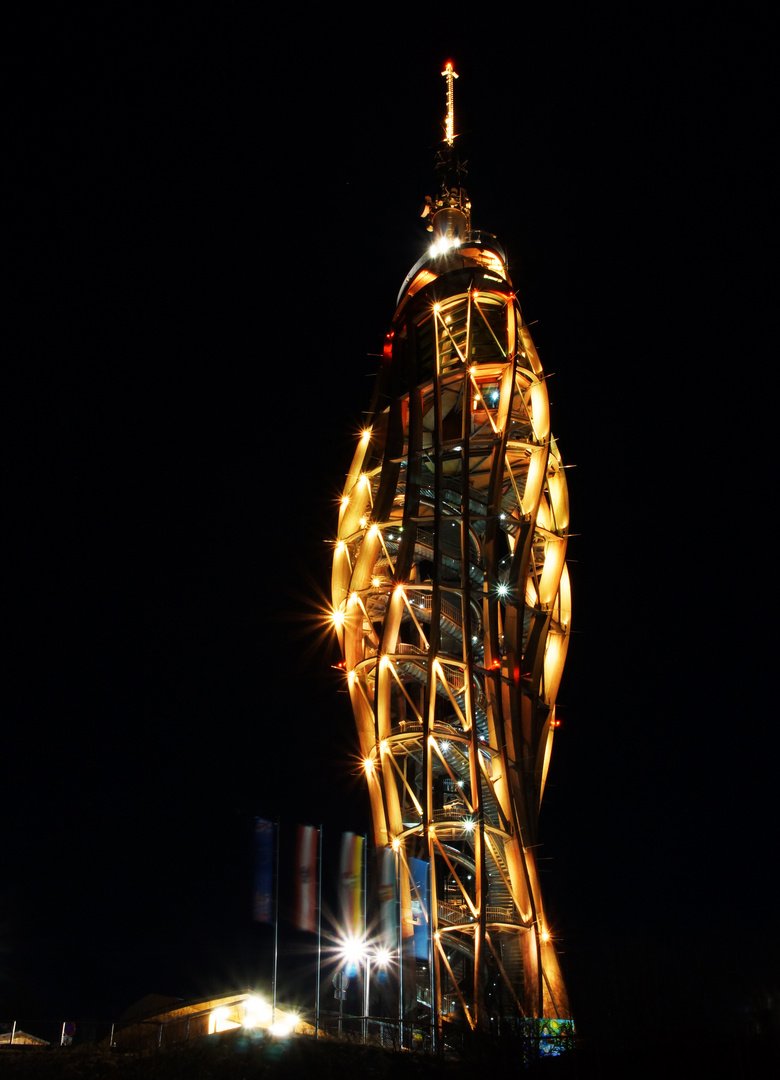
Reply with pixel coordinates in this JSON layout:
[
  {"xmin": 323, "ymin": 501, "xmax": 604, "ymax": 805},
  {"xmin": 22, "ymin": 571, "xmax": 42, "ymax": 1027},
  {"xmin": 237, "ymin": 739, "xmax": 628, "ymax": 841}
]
[
  {"xmin": 397, "ymin": 846, "xmax": 403, "ymax": 1050},
  {"xmin": 362, "ymin": 833, "xmax": 368, "ymax": 1044},
  {"xmin": 272, "ymin": 817, "xmax": 280, "ymax": 1024},
  {"xmin": 315, "ymin": 824, "xmax": 323, "ymax": 1038}
]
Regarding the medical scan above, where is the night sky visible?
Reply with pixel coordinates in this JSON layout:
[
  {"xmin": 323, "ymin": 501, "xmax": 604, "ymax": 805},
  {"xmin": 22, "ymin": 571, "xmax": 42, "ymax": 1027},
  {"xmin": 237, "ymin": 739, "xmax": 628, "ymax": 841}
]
[{"xmin": 4, "ymin": 5, "xmax": 775, "ymax": 1048}]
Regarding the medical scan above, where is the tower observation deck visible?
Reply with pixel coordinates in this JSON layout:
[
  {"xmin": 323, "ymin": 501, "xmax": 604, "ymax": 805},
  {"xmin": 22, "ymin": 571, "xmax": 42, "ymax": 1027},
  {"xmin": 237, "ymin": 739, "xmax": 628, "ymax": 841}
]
[{"xmin": 331, "ymin": 63, "xmax": 572, "ymax": 1039}]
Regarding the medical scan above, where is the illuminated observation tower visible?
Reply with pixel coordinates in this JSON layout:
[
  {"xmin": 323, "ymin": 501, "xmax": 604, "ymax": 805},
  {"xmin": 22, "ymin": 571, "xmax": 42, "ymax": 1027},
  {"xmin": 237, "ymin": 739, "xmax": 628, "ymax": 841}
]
[{"xmin": 331, "ymin": 63, "xmax": 572, "ymax": 1037}]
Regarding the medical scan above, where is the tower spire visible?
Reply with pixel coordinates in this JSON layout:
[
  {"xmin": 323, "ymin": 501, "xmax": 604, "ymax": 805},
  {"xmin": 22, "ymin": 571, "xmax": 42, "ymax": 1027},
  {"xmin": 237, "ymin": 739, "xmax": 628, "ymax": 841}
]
[
  {"xmin": 424, "ymin": 60, "xmax": 470, "ymax": 245},
  {"xmin": 441, "ymin": 60, "xmax": 458, "ymax": 146}
]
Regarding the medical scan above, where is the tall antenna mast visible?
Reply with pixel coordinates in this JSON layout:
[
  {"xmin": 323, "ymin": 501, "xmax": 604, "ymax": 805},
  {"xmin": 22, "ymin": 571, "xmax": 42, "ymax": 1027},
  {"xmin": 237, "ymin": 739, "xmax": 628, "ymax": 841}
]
[
  {"xmin": 425, "ymin": 60, "xmax": 470, "ymax": 244},
  {"xmin": 441, "ymin": 60, "xmax": 458, "ymax": 146}
]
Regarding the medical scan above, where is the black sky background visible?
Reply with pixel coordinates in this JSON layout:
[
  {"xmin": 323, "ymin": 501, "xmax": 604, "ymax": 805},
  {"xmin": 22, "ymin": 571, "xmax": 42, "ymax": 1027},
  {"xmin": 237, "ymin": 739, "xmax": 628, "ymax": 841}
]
[{"xmin": 4, "ymin": 5, "xmax": 776, "ymax": 1040}]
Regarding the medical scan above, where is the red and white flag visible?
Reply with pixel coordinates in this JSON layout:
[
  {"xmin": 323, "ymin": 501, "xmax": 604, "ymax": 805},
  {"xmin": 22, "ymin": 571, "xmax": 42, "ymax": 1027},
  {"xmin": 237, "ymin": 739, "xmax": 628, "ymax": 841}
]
[{"xmin": 294, "ymin": 825, "xmax": 318, "ymax": 933}]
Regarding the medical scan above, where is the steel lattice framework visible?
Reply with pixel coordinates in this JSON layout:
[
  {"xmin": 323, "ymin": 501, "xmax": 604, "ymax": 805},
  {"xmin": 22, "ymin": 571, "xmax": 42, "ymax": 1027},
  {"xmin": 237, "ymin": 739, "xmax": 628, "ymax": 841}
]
[{"xmin": 331, "ymin": 64, "xmax": 571, "ymax": 1037}]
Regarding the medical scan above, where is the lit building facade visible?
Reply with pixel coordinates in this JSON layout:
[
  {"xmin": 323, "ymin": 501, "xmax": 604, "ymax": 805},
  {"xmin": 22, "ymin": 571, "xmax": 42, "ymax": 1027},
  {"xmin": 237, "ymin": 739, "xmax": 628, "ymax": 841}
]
[{"xmin": 331, "ymin": 64, "xmax": 571, "ymax": 1036}]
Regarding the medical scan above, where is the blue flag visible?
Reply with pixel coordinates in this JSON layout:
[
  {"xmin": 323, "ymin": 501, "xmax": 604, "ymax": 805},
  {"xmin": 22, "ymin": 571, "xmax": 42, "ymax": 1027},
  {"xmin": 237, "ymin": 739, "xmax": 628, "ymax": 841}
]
[{"xmin": 409, "ymin": 857, "xmax": 430, "ymax": 960}]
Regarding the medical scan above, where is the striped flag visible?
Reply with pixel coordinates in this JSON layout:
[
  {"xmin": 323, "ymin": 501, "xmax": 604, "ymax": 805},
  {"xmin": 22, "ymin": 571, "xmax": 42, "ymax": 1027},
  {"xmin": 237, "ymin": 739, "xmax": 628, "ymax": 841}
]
[
  {"xmin": 253, "ymin": 818, "xmax": 275, "ymax": 924},
  {"xmin": 377, "ymin": 846, "xmax": 397, "ymax": 951},
  {"xmin": 294, "ymin": 825, "xmax": 318, "ymax": 933},
  {"xmin": 339, "ymin": 832, "xmax": 364, "ymax": 938}
]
